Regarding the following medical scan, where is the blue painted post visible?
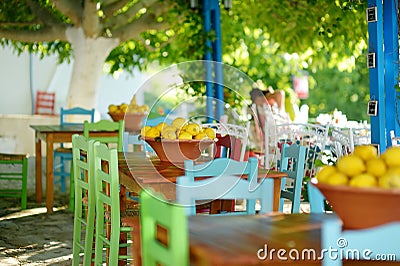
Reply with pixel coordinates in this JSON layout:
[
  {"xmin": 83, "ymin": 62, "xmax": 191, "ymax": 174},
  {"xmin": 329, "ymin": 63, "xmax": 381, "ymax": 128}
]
[
  {"xmin": 203, "ymin": 0, "xmax": 214, "ymax": 122},
  {"xmin": 202, "ymin": 0, "xmax": 225, "ymax": 122},
  {"xmin": 211, "ymin": 1, "xmax": 224, "ymax": 120},
  {"xmin": 383, "ymin": 0, "xmax": 399, "ymax": 146},
  {"xmin": 368, "ymin": 0, "xmax": 386, "ymax": 153}
]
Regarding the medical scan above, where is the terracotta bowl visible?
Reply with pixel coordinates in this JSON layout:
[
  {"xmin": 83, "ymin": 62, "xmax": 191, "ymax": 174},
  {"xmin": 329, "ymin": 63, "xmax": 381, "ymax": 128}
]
[
  {"xmin": 108, "ymin": 112, "xmax": 147, "ymax": 132},
  {"xmin": 313, "ymin": 181, "xmax": 400, "ymax": 229},
  {"xmin": 144, "ymin": 137, "xmax": 215, "ymax": 163}
]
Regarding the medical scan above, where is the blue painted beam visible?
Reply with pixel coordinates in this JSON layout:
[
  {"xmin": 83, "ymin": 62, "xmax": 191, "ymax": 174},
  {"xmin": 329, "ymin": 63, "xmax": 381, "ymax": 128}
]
[
  {"xmin": 211, "ymin": 1, "xmax": 224, "ymax": 120},
  {"xmin": 368, "ymin": 0, "xmax": 386, "ymax": 153},
  {"xmin": 203, "ymin": 0, "xmax": 214, "ymax": 122},
  {"xmin": 383, "ymin": 0, "xmax": 399, "ymax": 147}
]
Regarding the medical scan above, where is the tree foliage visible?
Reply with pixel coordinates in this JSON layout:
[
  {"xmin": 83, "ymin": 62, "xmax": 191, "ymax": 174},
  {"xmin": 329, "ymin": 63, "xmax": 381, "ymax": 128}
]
[{"xmin": 0, "ymin": 0, "xmax": 372, "ymax": 120}]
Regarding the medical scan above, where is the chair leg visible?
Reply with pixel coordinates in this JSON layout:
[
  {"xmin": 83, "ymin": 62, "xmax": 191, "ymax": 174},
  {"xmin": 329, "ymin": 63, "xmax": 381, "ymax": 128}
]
[
  {"xmin": 69, "ymin": 162, "xmax": 74, "ymax": 212},
  {"xmin": 21, "ymin": 157, "xmax": 28, "ymax": 210}
]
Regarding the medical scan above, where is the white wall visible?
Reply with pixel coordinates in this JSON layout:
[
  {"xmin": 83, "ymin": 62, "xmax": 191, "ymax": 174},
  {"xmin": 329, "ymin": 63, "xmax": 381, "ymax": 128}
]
[{"xmin": 0, "ymin": 45, "xmax": 147, "ymax": 116}]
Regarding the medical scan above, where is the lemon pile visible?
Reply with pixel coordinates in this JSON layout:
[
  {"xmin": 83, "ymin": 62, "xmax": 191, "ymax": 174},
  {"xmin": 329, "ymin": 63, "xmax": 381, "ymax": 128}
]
[
  {"xmin": 108, "ymin": 95, "xmax": 149, "ymax": 114},
  {"xmin": 316, "ymin": 145, "xmax": 400, "ymax": 189},
  {"xmin": 140, "ymin": 117, "xmax": 216, "ymax": 141}
]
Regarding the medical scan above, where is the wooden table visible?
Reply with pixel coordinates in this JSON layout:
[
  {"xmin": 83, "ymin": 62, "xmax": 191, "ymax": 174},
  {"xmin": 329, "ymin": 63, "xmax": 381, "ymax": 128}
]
[
  {"xmin": 118, "ymin": 152, "xmax": 287, "ymax": 211},
  {"xmin": 129, "ymin": 213, "xmax": 397, "ymax": 265},
  {"xmin": 30, "ymin": 124, "xmax": 118, "ymax": 213}
]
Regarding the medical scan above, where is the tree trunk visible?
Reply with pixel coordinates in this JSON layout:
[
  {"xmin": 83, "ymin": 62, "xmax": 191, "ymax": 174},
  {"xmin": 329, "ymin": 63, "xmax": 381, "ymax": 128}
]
[{"xmin": 65, "ymin": 27, "xmax": 120, "ymax": 109}]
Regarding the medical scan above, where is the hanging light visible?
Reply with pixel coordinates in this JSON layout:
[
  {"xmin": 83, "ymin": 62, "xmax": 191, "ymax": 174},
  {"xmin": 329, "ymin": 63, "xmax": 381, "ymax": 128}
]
[
  {"xmin": 223, "ymin": 0, "xmax": 232, "ymax": 10},
  {"xmin": 190, "ymin": 0, "xmax": 199, "ymax": 9}
]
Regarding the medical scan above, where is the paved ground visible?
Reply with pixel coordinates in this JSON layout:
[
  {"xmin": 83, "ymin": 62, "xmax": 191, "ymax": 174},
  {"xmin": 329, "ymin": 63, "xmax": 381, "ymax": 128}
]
[{"xmin": 0, "ymin": 193, "xmax": 73, "ymax": 266}]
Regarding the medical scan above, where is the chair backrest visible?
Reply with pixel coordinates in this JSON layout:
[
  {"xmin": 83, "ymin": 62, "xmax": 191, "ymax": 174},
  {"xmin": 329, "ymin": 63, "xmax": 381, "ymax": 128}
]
[
  {"xmin": 34, "ymin": 91, "xmax": 56, "ymax": 115},
  {"xmin": 267, "ymin": 123, "xmax": 330, "ymax": 179},
  {"xmin": 184, "ymin": 157, "xmax": 258, "ymax": 181},
  {"xmin": 60, "ymin": 107, "xmax": 95, "ymax": 126},
  {"xmin": 176, "ymin": 165, "xmax": 273, "ymax": 216},
  {"xmin": 140, "ymin": 189, "xmax": 189, "ymax": 266},
  {"xmin": 329, "ymin": 127, "xmax": 354, "ymax": 158},
  {"xmin": 390, "ymin": 130, "xmax": 400, "ymax": 147},
  {"xmin": 93, "ymin": 141, "xmax": 122, "ymax": 265},
  {"xmin": 83, "ymin": 120, "xmax": 124, "ymax": 152},
  {"xmin": 307, "ymin": 182, "xmax": 327, "ymax": 213},
  {"xmin": 202, "ymin": 123, "xmax": 250, "ymax": 161},
  {"xmin": 279, "ymin": 143, "xmax": 307, "ymax": 213},
  {"xmin": 321, "ymin": 216, "xmax": 400, "ymax": 265},
  {"xmin": 71, "ymin": 134, "xmax": 96, "ymax": 266},
  {"xmin": 122, "ymin": 131, "xmax": 145, "ymax": 152}
]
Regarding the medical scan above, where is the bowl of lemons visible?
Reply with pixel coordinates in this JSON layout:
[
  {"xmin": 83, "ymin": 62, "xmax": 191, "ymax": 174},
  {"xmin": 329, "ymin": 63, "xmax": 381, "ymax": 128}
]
[
  {"xmin": 108, "ymin": 96, "xmax": 149, "ymax": 132},
  {"xmin": 141, "ymin": 117, "xmax": 216, "ymax": 163},
  {"xmin": 312, "ymin": 145, "xmax": 400, "ymax": 229}
]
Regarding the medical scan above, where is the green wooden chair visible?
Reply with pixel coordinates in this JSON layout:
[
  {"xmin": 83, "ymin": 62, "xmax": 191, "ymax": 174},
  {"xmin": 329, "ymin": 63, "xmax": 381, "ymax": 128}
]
[
  {"xmin": 93, "ymin": 141, "xmax": 135, "ymax": 265},
  {"xmin": 83, "ymin": 119, "xmax": 125, "ymax": 152},
  {"xmin": 140, "ymin": 189, "xmax": 189, "ymax": 266},
  {"xmin": 69, "ymin": 119, "xmax": 125, "ymax": 211},
  {"xmin": 71, "ymin": 134, "xmax": 96, "ymax": 266},
  {"xmin": 0, "ymin": 153, "xmax": 28, "ymax": 210}
]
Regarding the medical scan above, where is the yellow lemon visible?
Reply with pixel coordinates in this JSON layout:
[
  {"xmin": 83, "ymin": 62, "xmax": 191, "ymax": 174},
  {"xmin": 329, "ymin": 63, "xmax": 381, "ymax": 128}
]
[
  {"xmin": 140, "ymin": 126, "xmax": 151, "ymax": 136},
  {"xmin": 171, "ymin": 117, "xmax": 187, "ymax": 129},
  {"xmin": 156, "ymin": 122, "xmax": 169, "ymax": 132},
  {"xmin": 108, "ymin": 104, "xmax": 118, "ymax": 113},
  {"xmin": 162, "ymin": 129, "xmax": 177, "ymax": 140},
  {"xmin": 194, "ymin": 131, "xmax": 208, "ymax": 140},
  {"xmin": 178, "ymin": 131, "xmax": 193, "ymax": 140},
  {"xmin": 204, "ymin": 127, "xmax": 216, "ymax": 139},
  {"xmin": 381, "ymin": 146, "xmax": 400, "ymax": 168},
  {"xmin": 185, "ymin": 123, "xmax": 201, "ymax": 136},
  {"xmin": 326, "ymin": 172, "xmax": 348, "ymax": 186},
  {"xmin": 349, "ymin": 173, "xmax": 377, "ymax": 188},
  {"xmin": 336, "ymin": 155, "xmax": 366, "ymax": 177},
  {"xmin": 353, "ymin": 145, "xmax": 378, "ymax": 161},
  {"xmin": 315, "ymin": 165, "xmax": 337, "ymax": 184},
  {"xmin": 146, "ymin": 127, "xmax": 161, "ymax": 138},
  {"xmin": 365, "ymin": 157, "xmax": 387, "ymax": 177}
]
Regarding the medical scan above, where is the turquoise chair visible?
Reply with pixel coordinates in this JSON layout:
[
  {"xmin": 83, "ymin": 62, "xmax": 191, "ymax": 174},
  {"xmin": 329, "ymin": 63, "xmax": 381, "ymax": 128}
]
[
  {"xmin": 177, "ymin": 157, "xmax": 273, "ymax": 216},
  {"xmin": 308, "ymin": 182, "xmax": 400, "ymax": 265},
  {"xmin": 278, "ymin": 143, "xmax": 307, "ymax": 213},
  {"xmin": 140, "ymin": 189, "xmax": 189, "ymax": 266},
  {"xmin": 54, "ymin": 107, "xmax": 95, "ymax": 192},
  {"xmin": 71, "ymin": 134, "xmax": 96, "ymax": 266},
  {"xmin": 93, "ymin": 141, "xmax": 134, "ymax": 265},
  {"xmin": 183, "ymin": 157, "xmax": 261, "ymax": 214}
]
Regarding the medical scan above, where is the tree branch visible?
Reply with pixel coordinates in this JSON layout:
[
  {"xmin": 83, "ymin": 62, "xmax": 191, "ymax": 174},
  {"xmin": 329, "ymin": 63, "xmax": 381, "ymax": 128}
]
[
  {"xmin": 105, "ymin": 0, "xmax": 158, "ymax": 30},
  {"xmin": 0, "ymin": 26, "xmax": 68, "ymax": 42},
  {"xmin": 102, "ymin": 0, "xmax": 131, "ymax": 17},
  {"xmin": 25, "ymin": 0, "xmax": 61, "ymax": 26},
  {"xmin": 113, "ymin": 11, "xmax": 169, "ymax": 42},
  {"xmin": 82, "ymin": 0, "xmax": 101, "ymax": 37},
  {"xmin": 50, "ymin": 0, "xmax": 83, "ymax": 26}
]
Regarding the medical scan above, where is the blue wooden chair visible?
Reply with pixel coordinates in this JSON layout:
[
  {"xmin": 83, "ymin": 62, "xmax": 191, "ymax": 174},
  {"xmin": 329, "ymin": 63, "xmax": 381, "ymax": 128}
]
[
  {"xmin": 308, "ymin": 182, "xmax": 400, "ymax": 265},
  {"xmin": 140, "ymin": 189, "xmax": 189, "ymax": 266},
  {"xmin": 54, "ymin": 107, "xmax": 95, "ymax": 192},
  {"xmin": 278, "ymin": 143, "xmax": 307, "ymax": 213},
  {"xmin": 183, "ymin": 156, "xmax": 260, "ymax": 214},
  {"xmin": 177, "ymin": 157, "xmax": 273, "ymax": 216}
]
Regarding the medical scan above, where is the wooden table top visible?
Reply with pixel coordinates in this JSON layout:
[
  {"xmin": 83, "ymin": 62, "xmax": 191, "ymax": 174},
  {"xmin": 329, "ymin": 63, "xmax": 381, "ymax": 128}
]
[
  {"xmin": 189, "ymin": 213, "xmax": 324, "ymax": 265},
  {"xmin": 118, "ymin": 152, "xmax": 287, "ymax": 185}
]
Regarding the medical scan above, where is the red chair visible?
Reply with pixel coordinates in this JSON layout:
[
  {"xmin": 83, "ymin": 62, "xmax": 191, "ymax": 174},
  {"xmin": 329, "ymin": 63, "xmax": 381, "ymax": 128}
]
[{"xmin": 34, "ymin": 91, "xmax": 56, "ymax": 115}]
